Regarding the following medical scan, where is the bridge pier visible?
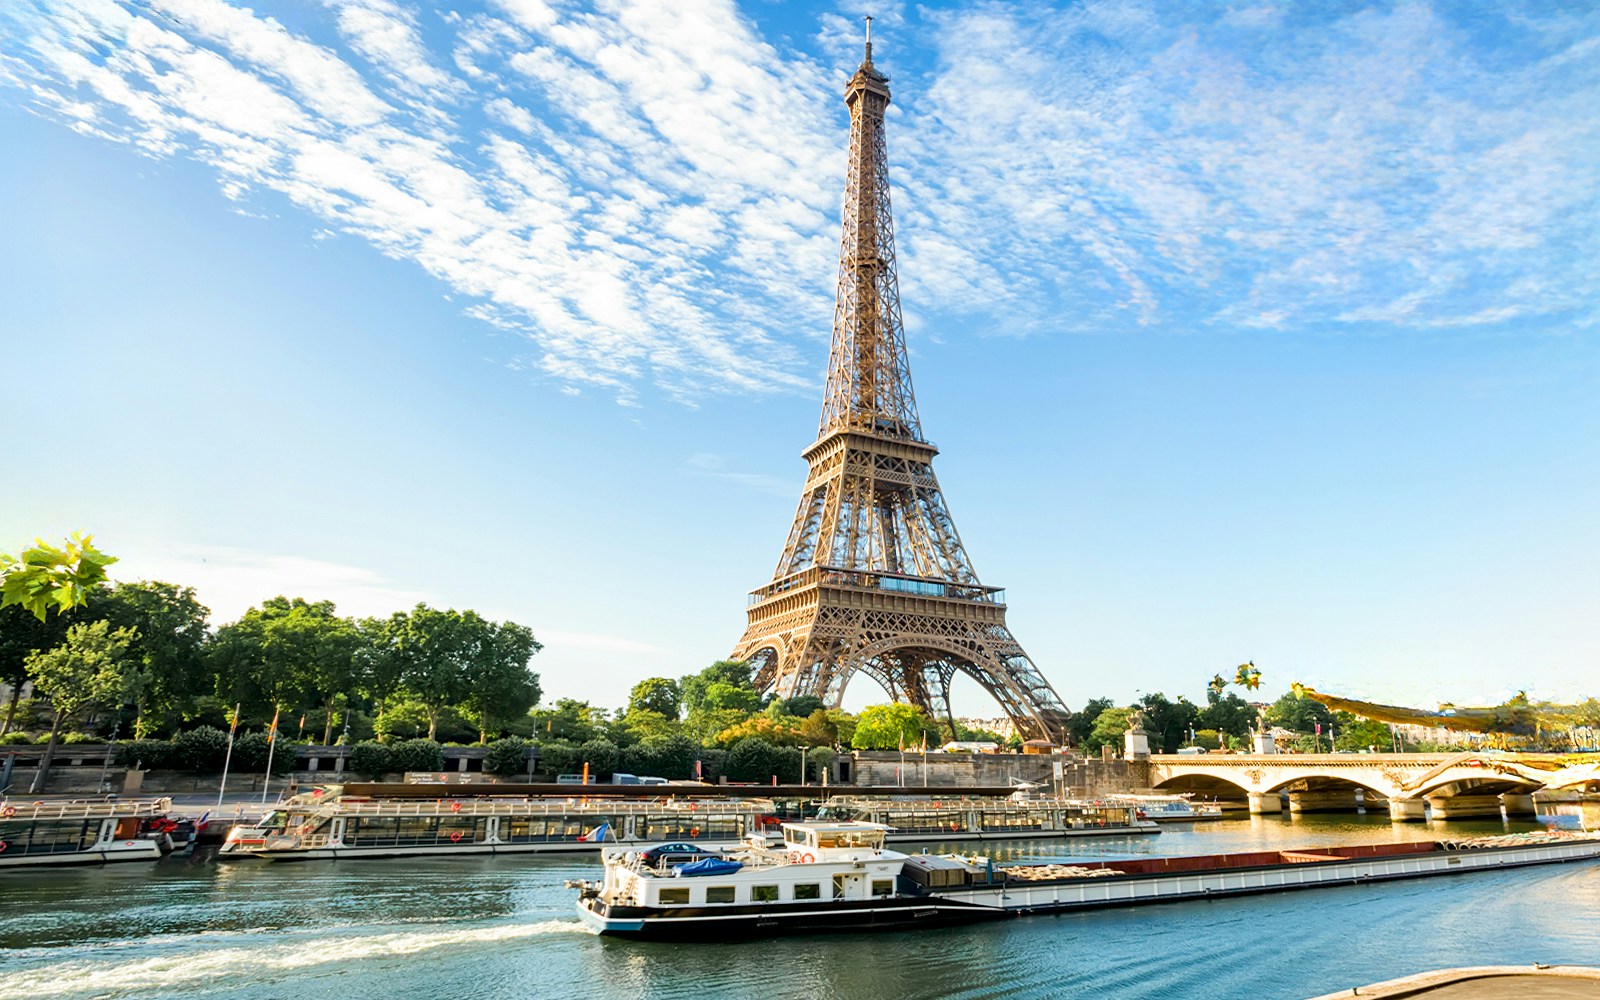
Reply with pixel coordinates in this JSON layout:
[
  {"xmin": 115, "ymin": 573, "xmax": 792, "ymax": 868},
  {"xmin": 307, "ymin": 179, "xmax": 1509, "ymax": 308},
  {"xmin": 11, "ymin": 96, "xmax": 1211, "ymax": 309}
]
[
  {"xmin": 1499, "ymin": 793, "xmax": 1537, "ymax": 817},
  {"xmin": 1287, "ymin": 790, "xmax": 1361, "ymax": 814},
  {"xmin": 1387, "ymin": 798, "xmax": 1427, "ymax": 822},
  {"xmin": 1247, "ymin": 792, "xmax": 1281, "ymax": 815},
  {"xmin": 1426, "ymin": 794, "xmax": 1504, "ymax": 819}
]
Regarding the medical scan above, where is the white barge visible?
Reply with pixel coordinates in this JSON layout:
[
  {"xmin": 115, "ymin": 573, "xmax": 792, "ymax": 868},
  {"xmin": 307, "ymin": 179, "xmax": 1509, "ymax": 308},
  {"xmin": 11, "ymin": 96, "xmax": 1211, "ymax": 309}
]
[
  {"xmin": 572, "ymin": 823, "xmax": 1600, "ymax": 939},
  {"xmin": 816, "ymin": 795, "xmax": 1159, "ymax": 841},
  {"xmin": 219, "ymin": 787, "xmax": 771, "ymax": 861},
  {"xmin": 0, "ymin": 798, "xmax": 171, "ymax": 869}
]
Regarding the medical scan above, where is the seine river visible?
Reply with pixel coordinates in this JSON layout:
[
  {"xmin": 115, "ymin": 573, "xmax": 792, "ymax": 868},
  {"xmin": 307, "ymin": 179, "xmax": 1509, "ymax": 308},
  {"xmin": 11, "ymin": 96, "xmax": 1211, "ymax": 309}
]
[{"xmin": 3, "ymin": 814, "xmax": 1597, "ymax": 1000}]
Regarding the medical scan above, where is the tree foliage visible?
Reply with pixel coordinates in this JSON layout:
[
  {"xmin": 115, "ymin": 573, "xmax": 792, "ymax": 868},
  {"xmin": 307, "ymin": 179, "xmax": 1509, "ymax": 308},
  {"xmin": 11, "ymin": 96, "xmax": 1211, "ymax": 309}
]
[
  {"xmin": 628, "ymin": 677, "xmax": 682, "ymax": 719},
  {"xmin": 850, "ymin": 704, "xmax": 937, "ymax": 751},
  {"xmin": 0, "ymin": 533, "xmax": 117, "ymax": 621}
]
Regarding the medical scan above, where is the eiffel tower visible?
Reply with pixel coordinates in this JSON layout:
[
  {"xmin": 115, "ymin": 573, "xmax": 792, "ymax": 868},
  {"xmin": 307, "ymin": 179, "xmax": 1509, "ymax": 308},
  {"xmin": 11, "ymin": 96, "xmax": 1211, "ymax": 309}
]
[{"xmin": 731, "ymin": 28, "xmax": 1072, "ymax": 743}]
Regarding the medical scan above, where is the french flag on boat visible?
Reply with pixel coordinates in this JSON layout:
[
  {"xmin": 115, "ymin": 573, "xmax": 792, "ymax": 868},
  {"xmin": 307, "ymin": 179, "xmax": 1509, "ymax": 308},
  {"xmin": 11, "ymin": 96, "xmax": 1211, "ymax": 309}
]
[
  {"xmin": 194, "ymin": 812, "xmax": 210, "ymax": 833},
  {"xmin": 579, "ymin": 823, "xmax": 612, "ymax": 843}
]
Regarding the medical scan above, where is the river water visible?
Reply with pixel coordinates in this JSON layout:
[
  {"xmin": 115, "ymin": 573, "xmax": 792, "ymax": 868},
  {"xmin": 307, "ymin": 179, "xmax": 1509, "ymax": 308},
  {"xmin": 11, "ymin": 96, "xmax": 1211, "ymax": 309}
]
[{"xmin": 3, "ymin": 814, "xmax": 1597, "ymax": 1000}]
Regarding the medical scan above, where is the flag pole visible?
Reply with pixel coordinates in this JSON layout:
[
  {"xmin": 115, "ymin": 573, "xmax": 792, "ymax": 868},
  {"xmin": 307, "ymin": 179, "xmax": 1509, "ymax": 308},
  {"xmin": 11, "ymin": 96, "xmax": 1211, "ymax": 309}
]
[
  {"xmin": 261, "ymin": 706, "xmax": 281, "ymax": 804},
  {"xmin": 216, "ymin": 703, "xmax": 240, "ymax": 810}
]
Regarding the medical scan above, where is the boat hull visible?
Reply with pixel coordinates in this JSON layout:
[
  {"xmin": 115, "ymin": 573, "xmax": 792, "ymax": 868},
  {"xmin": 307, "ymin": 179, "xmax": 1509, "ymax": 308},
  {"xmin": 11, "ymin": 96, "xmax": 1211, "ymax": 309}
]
[
  {"xmin": 577, "ymin": 895, "xmax": 1001, "ymax": 939},
  {"xmin": 0, "ymin": 840, "xmax": 163, "ymax": 870}
]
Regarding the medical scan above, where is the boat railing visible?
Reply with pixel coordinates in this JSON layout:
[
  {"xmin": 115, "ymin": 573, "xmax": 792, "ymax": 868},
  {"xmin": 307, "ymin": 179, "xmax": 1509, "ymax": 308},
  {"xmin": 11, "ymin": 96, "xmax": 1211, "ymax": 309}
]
[
  {"xmin": 0, "ymin": 797, "xmax": 173, "ymax": 820},
  {"xmin": 306, "ymin": 798, "xmax": 767, "ymax": 820}
]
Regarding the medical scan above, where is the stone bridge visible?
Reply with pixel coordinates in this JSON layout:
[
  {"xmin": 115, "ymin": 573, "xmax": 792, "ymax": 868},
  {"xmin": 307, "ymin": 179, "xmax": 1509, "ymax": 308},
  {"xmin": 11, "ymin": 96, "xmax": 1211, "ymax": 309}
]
[{"xmin": 1145, "ymin": 752, "xmax": 1600, "ymax": 821}]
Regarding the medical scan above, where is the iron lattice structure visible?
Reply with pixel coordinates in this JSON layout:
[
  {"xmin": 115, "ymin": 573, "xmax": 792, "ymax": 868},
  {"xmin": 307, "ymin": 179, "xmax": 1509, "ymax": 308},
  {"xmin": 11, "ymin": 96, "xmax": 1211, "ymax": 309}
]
[{"xmin": 731, "ymin": 37, "xmax": 1072, "ymax": 743}]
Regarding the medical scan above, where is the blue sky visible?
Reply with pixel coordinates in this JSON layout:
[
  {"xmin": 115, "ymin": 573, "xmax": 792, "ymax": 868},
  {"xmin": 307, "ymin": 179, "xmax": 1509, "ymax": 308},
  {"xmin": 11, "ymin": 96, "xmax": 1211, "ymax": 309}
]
[{"xmin": 2, "ymin": 0, "xmax": 1597, "ymax": 718}]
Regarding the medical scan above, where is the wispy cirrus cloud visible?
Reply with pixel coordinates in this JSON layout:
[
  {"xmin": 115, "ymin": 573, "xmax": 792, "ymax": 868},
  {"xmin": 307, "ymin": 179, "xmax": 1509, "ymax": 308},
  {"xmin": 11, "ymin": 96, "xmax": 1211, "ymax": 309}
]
[
  {"xmin": 2, "ymin": 0, "xmax": 1596, "ymax": 408},
  {"xmin": 894, "ymin": 2, "xmax": 1600, "ymax": 335}
]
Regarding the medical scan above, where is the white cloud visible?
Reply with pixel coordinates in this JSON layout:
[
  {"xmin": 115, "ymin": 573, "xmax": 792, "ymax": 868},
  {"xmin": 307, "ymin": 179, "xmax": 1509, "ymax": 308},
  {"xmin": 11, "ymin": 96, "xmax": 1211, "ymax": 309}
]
[
  {"xmin": 113, "ymin": 545, "xmax": 433, "ymax": 624},
  {"xmin": 2, "ymin": 0, "xmax": 1596, "ymax": 407}
]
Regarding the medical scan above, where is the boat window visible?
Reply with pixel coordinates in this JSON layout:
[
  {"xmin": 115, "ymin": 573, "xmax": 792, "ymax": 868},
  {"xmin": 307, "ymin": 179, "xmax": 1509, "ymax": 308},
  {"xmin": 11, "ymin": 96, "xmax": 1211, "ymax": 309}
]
[
  {"xmin": 872, "ymin": 879, "xmax": 894, "ymax": 897},
  {"xmin": 705, "ymin": 886, "xmax": 736, "ymax": 904},
  {"xmin": 832, "ymin": 874, "xmax": 852, "ymax": 899},
  {"xmin": 752, "ymin": 885, "xmax": 779, "ymax": 902},
  {"xmin": 793, "ymin": 883, "xmax": 821, "ymax": 900},
  {"xmin": 658, "ymin": 888, "xmax": 690, "ymax": 905}
]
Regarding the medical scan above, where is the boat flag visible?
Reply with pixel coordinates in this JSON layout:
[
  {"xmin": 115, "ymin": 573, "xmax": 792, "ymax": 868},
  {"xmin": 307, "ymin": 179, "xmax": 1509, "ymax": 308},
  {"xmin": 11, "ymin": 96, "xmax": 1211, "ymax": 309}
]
[
  {"xmin": 579, "ymin": 823, "xmax": 612, "ymax": 843},
  {"xmin": 194, "ymin": 811, "xmax": 210, "ymax": 833}
]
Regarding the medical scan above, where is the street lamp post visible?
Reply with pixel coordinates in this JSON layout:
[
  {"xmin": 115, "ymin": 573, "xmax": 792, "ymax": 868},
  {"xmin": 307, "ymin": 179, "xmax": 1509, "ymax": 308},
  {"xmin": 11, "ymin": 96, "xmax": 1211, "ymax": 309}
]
[{"xmin": 800, "ymin": 746, "xmax": 808, "ymax": 787}]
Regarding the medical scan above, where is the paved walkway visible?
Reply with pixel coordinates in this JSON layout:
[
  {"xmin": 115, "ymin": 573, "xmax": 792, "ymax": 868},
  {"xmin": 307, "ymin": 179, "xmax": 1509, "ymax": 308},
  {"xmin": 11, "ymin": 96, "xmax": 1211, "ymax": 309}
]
[{"xmin": 1310, "ymin": 965, "xmax": 1600, "ymax": 998}]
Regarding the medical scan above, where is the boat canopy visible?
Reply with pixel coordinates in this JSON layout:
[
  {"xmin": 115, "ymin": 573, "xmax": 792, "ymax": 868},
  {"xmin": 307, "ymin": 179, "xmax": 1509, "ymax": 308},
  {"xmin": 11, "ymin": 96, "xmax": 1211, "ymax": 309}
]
[{"xmin": 674, "ymin": 857, "xmax": 745, "ymax": 877}]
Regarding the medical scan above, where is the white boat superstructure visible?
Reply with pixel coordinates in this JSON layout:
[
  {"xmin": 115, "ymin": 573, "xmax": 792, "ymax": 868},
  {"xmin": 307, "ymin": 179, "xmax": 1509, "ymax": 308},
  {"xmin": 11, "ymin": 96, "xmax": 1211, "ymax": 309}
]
[
  {"xmin": 818, "ymin": 794, "xmax": 1159, "ymax": 840},
  {"xmin": 1106, "ymin": 794, "xmax": 1222, "ymax": 823},
  {"xmin": 574, "ymin": 821, "xmax": 954, "ymax": 935},
  {"xmin": 0, "ymin": 798, "xmax": 171, "ymax": 869},
  {"xmin": 219, "ymin": 788, "xmax": 773, "ymax": 861}
]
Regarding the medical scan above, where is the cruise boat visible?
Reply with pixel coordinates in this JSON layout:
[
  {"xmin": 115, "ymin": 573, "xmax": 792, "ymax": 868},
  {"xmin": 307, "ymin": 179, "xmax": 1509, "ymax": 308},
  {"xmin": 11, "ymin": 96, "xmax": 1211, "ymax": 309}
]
[
  {"xmin": 816, "ymin": 794, "xmax": 1158, "ymax": 841},
  {"xmin": 0, "ymin": 798, "xmax": 172, "ymax": 869},
  {"xmin": 1106, "ymin": 794, "xmax": 1223, "ymax": 823},
  {"xmin": 572, "ymin": 824, "xmax": 1600, "ymax": 939},
  {"xmin": 219, "ymin": 786, "xmax": 773, "ymax": 861}
]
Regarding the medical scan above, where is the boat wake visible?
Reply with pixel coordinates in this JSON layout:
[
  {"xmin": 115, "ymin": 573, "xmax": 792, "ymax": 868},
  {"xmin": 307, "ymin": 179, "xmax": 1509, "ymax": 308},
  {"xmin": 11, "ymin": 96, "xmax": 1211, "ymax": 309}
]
[{"xmin": 0, "ymin": 919, "xmax": 594, "ymax": 1000}]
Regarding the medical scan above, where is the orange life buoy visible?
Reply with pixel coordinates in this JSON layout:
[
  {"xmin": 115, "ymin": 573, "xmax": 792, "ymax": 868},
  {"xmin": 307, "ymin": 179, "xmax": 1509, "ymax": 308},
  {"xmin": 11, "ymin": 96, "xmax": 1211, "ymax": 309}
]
[
  {"xmin": 450, "ymin": 801, "xmax": 462, "ymax": 813},
  {"xmin": 788, "ymin": 850, "xmax": 801, "ymax": 864},
  {"xmin": 690, "ymin": 827, "xmax": 700, "ymax": 838},
  {"xmin": 449, "ymin": 831, "xmax": 463, "ymax": 843},
  {"xmin": 0, "ymin": 805, "xmax": 15, "ymax": 818},
  {"xmin": 799, "ymin": 852, "xmax": 815, "ymax": 863},
  {"xmin": 0, "ymin": 840, "xmax": 8, "ymax": 852}
]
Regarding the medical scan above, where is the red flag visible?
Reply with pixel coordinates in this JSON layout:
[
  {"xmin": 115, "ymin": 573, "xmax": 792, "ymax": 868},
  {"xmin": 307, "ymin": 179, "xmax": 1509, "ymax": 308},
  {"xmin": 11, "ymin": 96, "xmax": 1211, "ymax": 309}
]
[
  {"xmin": 1314, "ymin": 723, "xmax": 1322, "ymax": 736},
  {"xmin": 228, "ymin": 703, "xmax": 241, "ymax": 735},
  {"xmin": 268, "ymin": 707, "xmax": 281, "ymax": 744}
]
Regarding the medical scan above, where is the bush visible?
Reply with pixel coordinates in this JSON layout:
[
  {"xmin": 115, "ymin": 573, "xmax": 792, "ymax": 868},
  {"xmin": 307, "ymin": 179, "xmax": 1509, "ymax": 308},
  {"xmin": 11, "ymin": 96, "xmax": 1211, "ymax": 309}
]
[
  {"xmin": 233, "ymin": 733, "xmax": 297, "ymax": 776},
  {"xmin": 62, "ymin": 731, "xmax": 100, "ymax": 745},
  {"xmin": 622, "ymin": 735, "xmax": 698, "ymax": 779},
  {"xmin": 349, "ymin": 740, "xmax": 394, "ymax": 779},
  {"xmin": 577, "ymin": 739, "xmax": 619, "ymax": 779},
  {"xmin": 391, "ymin": 738, "xmax": 445, "ymax": 774},
  {"xmin": 116, "ymin": 739, "xmax": 174, "ymax": 770},
  {"xmin": 484, "ymin": 737, "xmax": 530, "ymax": 778},
  {"xmin": 0, "ymin": 731, "xmax": 34, "ymax": 745},
  {"xmin": 533, "ymin": 739, "xmax": 580, "ymax": 778},
  {"xmin": 172, "ymin": 726, "xmax": 231, "ymax": 772},
  {"xmin": 726, "ymin": 737, "xmax": 797, "ymax": 783}
]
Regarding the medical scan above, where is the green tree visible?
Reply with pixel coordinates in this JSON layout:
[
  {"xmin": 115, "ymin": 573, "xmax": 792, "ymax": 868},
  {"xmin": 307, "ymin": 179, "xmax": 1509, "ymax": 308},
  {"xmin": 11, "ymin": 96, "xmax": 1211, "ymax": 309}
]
[
  {"xmin": 681, "ymin": 660, "xmax": 753, "ymax": 713},
  {"xmin": 726, "ymin": 736, "xmax": 797, "ymax": 783},
  {"xmin": 1264, "ymin": 691, "xmax": 1334, "ymax": 735},
  {"xmin": 850, "ymin": 703, "xmax": 937, "ymax": 750},
  {"xmin": 1139, "ymin": 692, "xmax": 1201, "ymax": 754},
  {"xmin": 1333, "ymin": 712, "xmax": 1394, "ymax": 752},
  {"xmin": 211, "ymin": 597, "xmax": 348, "ymax": 727},
  {"xmin": 701, "ymin": 680, "xmax": 761, "ymax": 713},
  {"xmin": 1, "ymin": 533, "xmax": 117, "ymax": 621},
  {"xmin": 628, "ymin": 677, "xmax": 682, "ymax": 719},
  {"xmin": 0, "ymin": 601, "xmax": 75, "ymax": 736},
  {"xmin": 457, "ymin": 619, "xmax": 542, "ymax": 743},
  {"xmin": 383, "ymin": 604, "xmax": 483, "ymax": 741},
  {"xmin": 25, "ymin": 620, "xmax": 138, "ymax": 792},
  {"xmin": 90, "ymin": 581, "xmax": 211, "ymax": 737},
  {"xmin": 774, "ymin": 694, "xmax": 826, "ymax": 718},
  {"xmin": 1198, "ymin": 690, "xmax": 1256, "ymax": 739},
  {"xmin": 531, "ymin": 698, "xmax": 608, "ymax": 743},
  {"xmin": 1067, "ymin": 697, "xmax": 1114, "ymax": 747},
  {"xmin": 1085, "ymin": 706, "xmax": 1135, "ymax": 754},
  {"xmin": 484, "ymin": 736, "xmax": 532, "ymax": 777}
]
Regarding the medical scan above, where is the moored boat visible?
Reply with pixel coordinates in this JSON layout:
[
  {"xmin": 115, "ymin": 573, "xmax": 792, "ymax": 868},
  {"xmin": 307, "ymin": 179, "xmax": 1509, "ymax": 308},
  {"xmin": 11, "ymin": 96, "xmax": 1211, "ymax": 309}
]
[
  {"xmin": 0, "ymin": 798, "xmax": 172, "ymax": 869},
  {"xmin": 1105, "ymin": 793, "xmax": 1223, "ymax": 823},
  {"xmin": 218, "ymin": 785, "xmax": 772, "ymax": 861},
  {"xmin": 816, "ymin": 794, "xmax": 1159, "ymax": 841},
  {"xmin": 572, "ymin": 825, "xmax": 1600, "ymax": 939}
]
